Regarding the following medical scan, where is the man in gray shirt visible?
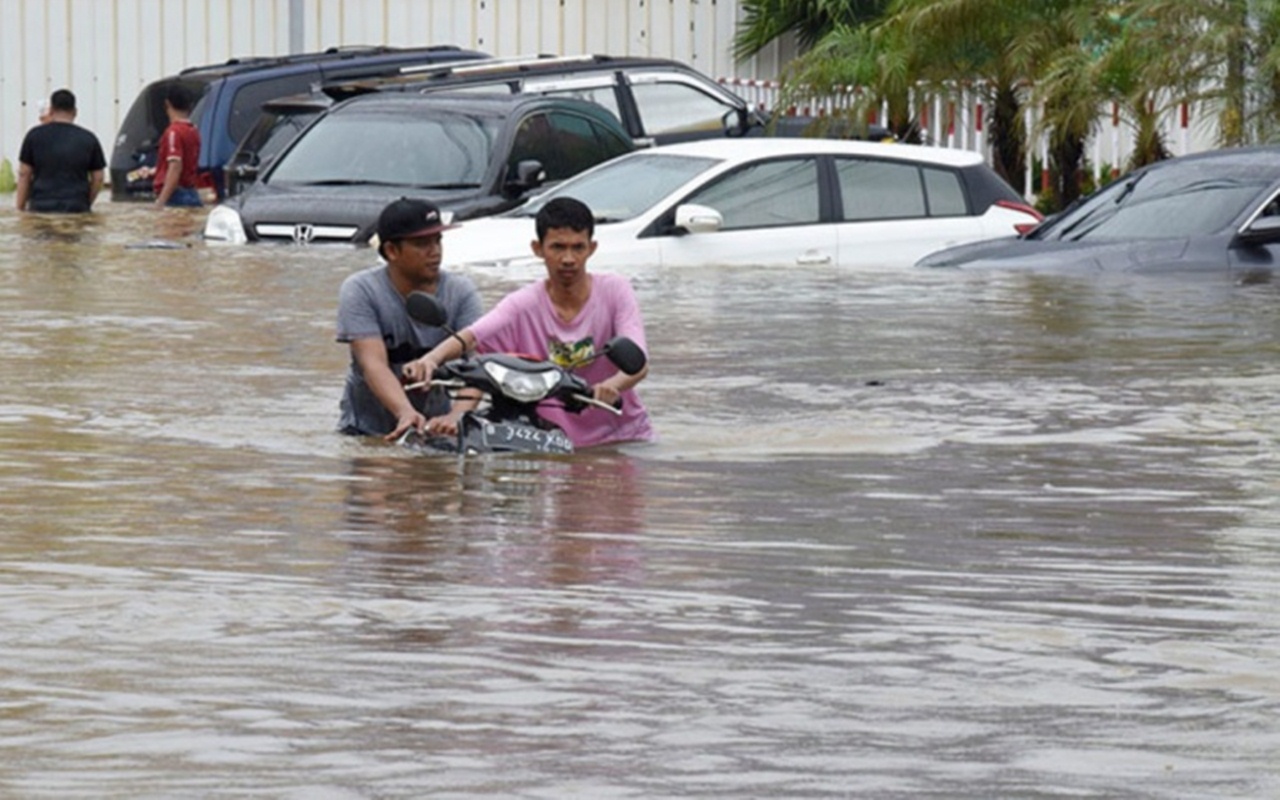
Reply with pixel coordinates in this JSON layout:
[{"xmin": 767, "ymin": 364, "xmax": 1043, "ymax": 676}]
[{"xmin": 336, "ymin": 198, "xmax": 483, "ymax": 439}]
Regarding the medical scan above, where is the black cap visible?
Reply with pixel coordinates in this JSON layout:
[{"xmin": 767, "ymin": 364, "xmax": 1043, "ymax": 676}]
[{"xmin": 376, "ymin": 198, "xmax": 458, "ymax": 257}]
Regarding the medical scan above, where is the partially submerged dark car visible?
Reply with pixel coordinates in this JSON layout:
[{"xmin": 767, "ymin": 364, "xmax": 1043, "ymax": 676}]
[
  {"xmin": 109, "ymin": 44, "xmax": 488, "ymax": 201},
  {"xmin": 202, "ymin": 92, "xmax": 633, "ymax": 244},
  {"xmin": 222, "ymin": 54, "xmax": 895, "ymax": 194},
  {"xmin": 916, "ymin": 146, "xmax": 1280, "ymax": 279}
]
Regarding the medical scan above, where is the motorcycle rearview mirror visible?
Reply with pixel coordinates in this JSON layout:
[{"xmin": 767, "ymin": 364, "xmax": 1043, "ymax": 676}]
[
  {"xmin": 405, "ymin": 290, "xmax": 449, "ymax": 328},
  {"xmin": 603, "ymin": 336, "xmax": 647, "ymax": 376}
]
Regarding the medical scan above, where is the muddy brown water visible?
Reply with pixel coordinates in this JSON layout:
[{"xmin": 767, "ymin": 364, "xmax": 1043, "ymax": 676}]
[{"xmin": 2, "ymin": 201, "xmax": 1278, "ymax": 798}]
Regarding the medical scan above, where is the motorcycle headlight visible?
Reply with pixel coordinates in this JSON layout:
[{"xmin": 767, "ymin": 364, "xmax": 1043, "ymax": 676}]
[
  {"xmin": 484, "ymin": 362, "xmax": 559, "ymax": 403},
  {"xmin": 203, "ymin": 204, "xmax": 247, "ymax": 245}
]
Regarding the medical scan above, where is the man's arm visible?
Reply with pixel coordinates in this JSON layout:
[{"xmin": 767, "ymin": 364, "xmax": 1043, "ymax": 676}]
[
  {"xmin": 15, "ymin": 162, "xmax": 33, "ymax": 211},
  {"xmin": 88, "ymin": 169, "xmax": 104, "ymax": 207},
  {"xmin": 593, "ymin": 362, "xmax": 648, "ymax": 407},
  {"xmin": 350, "ymin": 337, "xmax": 426, "ymax": 441},
  {"xmin": 592, "ymin": 278, "xmax": 650, "ymax": 405},
  {"xmin": 154, "ymin": 157, "xmax": 181, "ymax": 207}
]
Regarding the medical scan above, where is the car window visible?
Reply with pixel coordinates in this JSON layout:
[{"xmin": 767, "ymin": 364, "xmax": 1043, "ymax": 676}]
[
  {"xmin": 508, "ymin": 111, "xmax": 630, "ymax": 183},
  {"xmin": 526, "ymin": 83, "xmax": 624, "ymax": 123},
  {"xmin": 921, "ymin": 166, "xmax": 968, "ymax": 215},
  {"xmin": 836, "ymin": 158, "xmax": 926, "ymax": 220},
  {"xmin": 120, "ymin": 78, "xmax": 211, "ymax": 152},
  {"xmin": 508, "ymin": 113, "xmax": 558, "ymax": 178},
  {"xmin": 267, "ymin": 111, "xmax": 498, "ymax": 187},
  {"xmin": 228, "ymin": 73, "xmax": 319, "ymax": 144},
  {"xmin": 686, "ymin": 158, "xmax": 820, "ymax": 229},
  {"xmin": 548, "ymin": 111, "xmax": 630, "ymax": 178},
  {"xmin": 1257, "ymin": 191, "xmax": 1280, "ymax": 218},
  {"xmin": 244, "ymin": 110, "xmax": 321, "ymax": 165},
  {"xmin": 519, "ymin": 152, "xmax": 719, "ymax": 221},
  {"xmin": 628, "ymin": 81, "xmax": 734, "ymax": 137}
]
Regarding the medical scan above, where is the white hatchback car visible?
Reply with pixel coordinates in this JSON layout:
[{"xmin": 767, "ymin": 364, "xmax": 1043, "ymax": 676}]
[{"xmin": 442, "ymin": 138, "xmax": 1041, "ymax": 271}]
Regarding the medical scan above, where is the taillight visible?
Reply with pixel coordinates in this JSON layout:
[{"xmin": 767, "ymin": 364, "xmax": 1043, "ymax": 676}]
[{"xmin": 995, "ymin": 199, "xmax": 1044, "ymax": 235}]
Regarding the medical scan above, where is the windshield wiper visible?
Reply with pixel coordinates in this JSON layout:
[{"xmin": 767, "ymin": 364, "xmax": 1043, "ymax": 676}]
[
  {"xmin": 405, "ymin": 182, "xmax": 481, "ymax": 190},
  {"xmin": 1052, "ymin": 175, "xmax": 1143, "ymax": 241},
  {"xmin": 295, "ymin": 179, "xmax": 409, "ymax": 187}
]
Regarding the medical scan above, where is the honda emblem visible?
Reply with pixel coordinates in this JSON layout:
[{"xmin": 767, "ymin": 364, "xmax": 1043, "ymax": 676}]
[{"xmin": 291, "ymin": 223, "xmax": 316, "ymax": 244}]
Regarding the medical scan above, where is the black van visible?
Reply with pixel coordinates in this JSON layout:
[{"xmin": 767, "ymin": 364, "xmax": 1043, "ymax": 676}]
[{"xmin": 109, "ymin": 44, "xmax": 488, "ymax": 201}]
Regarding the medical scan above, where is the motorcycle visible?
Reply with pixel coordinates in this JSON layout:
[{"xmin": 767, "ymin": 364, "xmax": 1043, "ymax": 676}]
[{"xmin": 396, "ymin": 290, "xmax": 647, "ymax": 455}]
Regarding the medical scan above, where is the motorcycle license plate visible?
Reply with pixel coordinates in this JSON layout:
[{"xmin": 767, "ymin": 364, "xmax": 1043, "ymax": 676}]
[{"xmin": 470, "ymin": 421, "xmax": 573, "ymax": 454}]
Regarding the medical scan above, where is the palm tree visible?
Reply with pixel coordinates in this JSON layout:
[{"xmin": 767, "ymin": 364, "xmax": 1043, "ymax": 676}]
[
  {"xmin": 868, "ymin": 0, "xmax": 1086, "ymax": 187},
  {"xmin": 1127, "ymin": 0, "xmax": 1280, "ymax": 147},
  {"xmin": 743, "ymin": 0, "xmax": 1266, "ymax": 210},
  {"xmin": 772, "ymin": 21, "xmax": 921, "ymax": 142},
  {"xmin": 732, "ymin": 0, "xmax": 891, "ymax": 61}
]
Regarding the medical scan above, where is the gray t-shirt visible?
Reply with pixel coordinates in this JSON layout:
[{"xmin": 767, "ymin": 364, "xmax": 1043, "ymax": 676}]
[{"xmin": 335, "ymin": 265, "xmax": 483, "ymax": 435}]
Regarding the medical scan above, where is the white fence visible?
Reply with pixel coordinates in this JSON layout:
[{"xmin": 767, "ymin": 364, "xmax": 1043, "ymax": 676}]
[
  {"xmin": 724, "ymin": 77, "xmax": 1224, "ymax": 198},
  {"xmin": 0, "ymin": 0, "xmax": 1224, "ymax": 200}
]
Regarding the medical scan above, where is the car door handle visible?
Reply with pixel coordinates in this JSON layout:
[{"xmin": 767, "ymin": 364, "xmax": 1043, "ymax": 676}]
[{"xmin": 797, "ymin": 251, "xmax": 832, "ymax": 265}]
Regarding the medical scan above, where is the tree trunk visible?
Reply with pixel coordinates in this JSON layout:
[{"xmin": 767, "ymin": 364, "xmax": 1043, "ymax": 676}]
[
  {"xmin": 1050, "ymin": 131, "xmax": 1087, "ymax": 210},
  {"xmin": 988, "ymin": 83, "xmax": 1025, "ymax": 190}
]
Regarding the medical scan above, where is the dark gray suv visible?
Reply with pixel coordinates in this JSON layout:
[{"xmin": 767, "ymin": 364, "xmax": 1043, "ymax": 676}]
[{"xmin": 203, "ymin": 92, "xmax": 633, "ymax": 244}]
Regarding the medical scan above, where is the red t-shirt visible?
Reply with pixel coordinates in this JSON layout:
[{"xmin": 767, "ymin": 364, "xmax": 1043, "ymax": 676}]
[{"xmin": 153, "ymin": 119, "xmax": 201, "ymax": 193}]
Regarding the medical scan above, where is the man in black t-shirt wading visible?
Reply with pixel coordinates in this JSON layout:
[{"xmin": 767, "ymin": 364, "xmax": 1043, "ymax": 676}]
[{"xmin": 15, "ymin": 89, "xmax": 107, "ymax": 213}]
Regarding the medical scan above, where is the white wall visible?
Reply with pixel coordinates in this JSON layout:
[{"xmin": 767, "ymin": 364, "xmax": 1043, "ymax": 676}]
[
  {"xmin": 0, "ymin": 0, "xmax": 799, "ymax": 174},
  {"xmin": 0, "ymin": 0, "xmax": 1218, "ymax": 198}
]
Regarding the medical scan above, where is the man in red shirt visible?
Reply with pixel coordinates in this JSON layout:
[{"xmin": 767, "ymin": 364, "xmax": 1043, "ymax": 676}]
[{"xmin": 153, "ymin": 84, "xmax": 203, "ymax": 207}]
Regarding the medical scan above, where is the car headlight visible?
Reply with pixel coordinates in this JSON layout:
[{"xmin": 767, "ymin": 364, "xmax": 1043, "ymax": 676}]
[
  {"xmin": 203, "ymin": 204, "xmax": 247, "ymax": 245},
  {"xmin": 483, "ymin": 362, "xmax": 560, "ymax": 403}
]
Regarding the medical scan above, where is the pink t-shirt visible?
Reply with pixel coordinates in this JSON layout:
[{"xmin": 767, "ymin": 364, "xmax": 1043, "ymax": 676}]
[{"xmin": 469, "ymin": 273, "xmax": 654, "ymax": 448}]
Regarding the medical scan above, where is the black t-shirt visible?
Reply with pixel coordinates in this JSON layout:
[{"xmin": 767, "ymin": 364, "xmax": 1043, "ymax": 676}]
[{"xmin": 18, "ymin": 122, "xmax": 107, "ymax": 213}]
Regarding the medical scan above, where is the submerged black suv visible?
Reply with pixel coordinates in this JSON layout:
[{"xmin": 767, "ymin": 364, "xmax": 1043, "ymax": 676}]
[
  {"xmin": 202, "ymin": 92, "xmax": 633, "ymax": 244},
  {"xmin": 109, "ymin": 44, "xmax": 487, "ymax": 201}
]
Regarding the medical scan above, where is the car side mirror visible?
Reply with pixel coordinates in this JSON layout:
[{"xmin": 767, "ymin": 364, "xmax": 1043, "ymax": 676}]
[
  {"xmin": 723, "ymin": 108, "xmax": 751, "ymax": 137},
  {"xmin": 507, "ymin": 159, "xmax": 546, "ymax": 195},
  {"xmin": 1235, "ymin": 215, "xmax": 1280, "ymax": 246},
  {"xmin": 674, "ymin": 203, "xmax": 723, "ymax": 234}
]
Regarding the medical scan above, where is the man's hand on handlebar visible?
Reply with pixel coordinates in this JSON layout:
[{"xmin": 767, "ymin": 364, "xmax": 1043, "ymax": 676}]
[
  {"xmin": 385, "ymin": 409, "xmax": 427, "ymax": 443},
  {"xmin": 402, "ymin": 357, "xmax": 438, "ymax": 388},
  {"xmin": 592, "ymin": 382, "xmax": 622, "ymax": 409}
]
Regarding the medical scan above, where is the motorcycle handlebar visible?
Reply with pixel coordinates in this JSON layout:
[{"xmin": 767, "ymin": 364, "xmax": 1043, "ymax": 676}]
[{"xmin": 571, "ymin": 393, "xmax": 624, "ymax": 415}]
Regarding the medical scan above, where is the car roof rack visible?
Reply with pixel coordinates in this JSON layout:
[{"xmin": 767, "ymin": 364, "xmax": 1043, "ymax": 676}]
[
  {"xmin": 398, "ymin": 52, "xmax": 603, "ymax": 77},
  {"xmin": 321, "ymin": 53, "xmax": 623, "ymax": 101},
  {"xmin": 178, "ymin": 44, "xmax": 468, "ymax": 76}
]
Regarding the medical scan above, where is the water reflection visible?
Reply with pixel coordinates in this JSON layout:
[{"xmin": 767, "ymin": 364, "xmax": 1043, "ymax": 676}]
[
  {"xmin": 1, "ymin": 200, "xmax": 1279, "ymax": 797},
  {"xmin": 341, "ymin": 451, "xmax": 648, "ymax": 592}
]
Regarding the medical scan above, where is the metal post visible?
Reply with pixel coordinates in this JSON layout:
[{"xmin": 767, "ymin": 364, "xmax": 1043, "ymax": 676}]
[{"xmin": 289, "ymin": 0, "xmax": 305, "ymax": 54}]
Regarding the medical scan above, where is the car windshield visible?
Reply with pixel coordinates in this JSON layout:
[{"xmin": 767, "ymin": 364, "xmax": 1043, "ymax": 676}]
[
  {"xmin": 266, "ymin": 110, "xmax": 499, "ymax": 188},
  {"xmin": 239, "ymin": 109, "xmax": 323, "ymax": 166},
  {"xmin": 510, "ymin": 152, "xmax": 720, "ymax": 222},
  {"xmin": 1038, "ymin": 163, "xmax": 1273, "ymax": 241}
]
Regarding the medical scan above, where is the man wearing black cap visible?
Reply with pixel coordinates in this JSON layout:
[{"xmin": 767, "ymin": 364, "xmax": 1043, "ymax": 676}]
[{"xmin": 335, "ymin": 198, "xmax": 484, "ymax": 439}]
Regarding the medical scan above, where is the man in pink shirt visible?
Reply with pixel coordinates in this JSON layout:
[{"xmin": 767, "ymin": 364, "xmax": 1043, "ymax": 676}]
[{"xmin": 404, "ymin": 197, "xmax": 653, "ymax": 448}]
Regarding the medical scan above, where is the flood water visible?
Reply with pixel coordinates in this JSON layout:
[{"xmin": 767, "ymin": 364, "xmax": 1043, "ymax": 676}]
[{"xmin": 2, "ymin": 201, "xmax": 1278, "ymax": 798}]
